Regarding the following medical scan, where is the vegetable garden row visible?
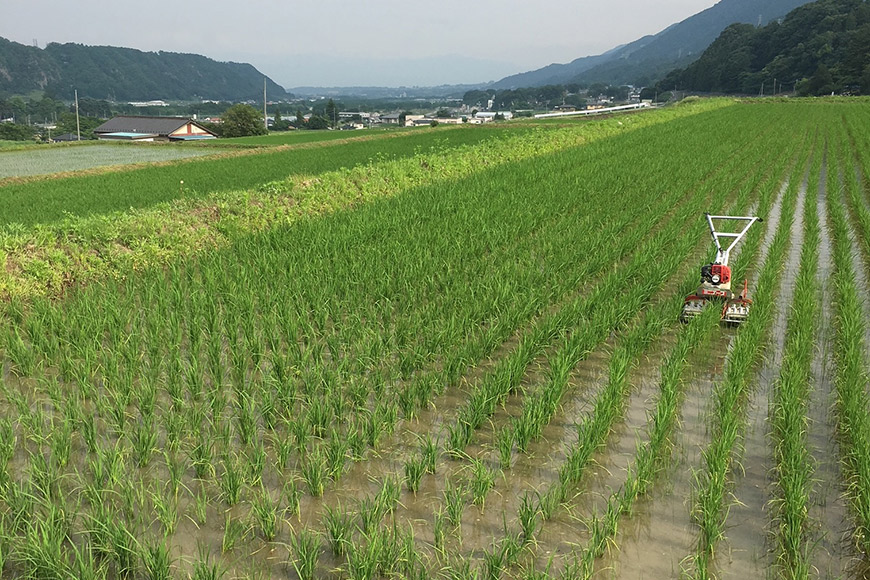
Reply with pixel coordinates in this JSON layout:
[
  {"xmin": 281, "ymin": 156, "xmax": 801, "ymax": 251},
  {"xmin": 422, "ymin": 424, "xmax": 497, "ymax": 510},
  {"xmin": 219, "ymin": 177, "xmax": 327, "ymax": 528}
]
[{"xmin": 1, "ymin": 98, "xmax": 870, "ymax": 578}]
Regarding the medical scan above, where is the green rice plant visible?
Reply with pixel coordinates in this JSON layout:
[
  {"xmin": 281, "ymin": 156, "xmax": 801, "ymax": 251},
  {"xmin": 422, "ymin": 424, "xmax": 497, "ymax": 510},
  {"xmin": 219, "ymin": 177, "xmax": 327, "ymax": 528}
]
[
  {"xmin": 283, "ymin": 478, "xmax": 301, "ymax": 519},
  {"xmin": 191, "ymin": 542, "xmax": 225, "ymax": 580},
  {"xmin": 433, "ymin": 506, "xmax": 446, "ymax": 553},
  {"xmin": 288, "ymin": 527, "xmax": 321, "ymax": 580},
  {"xmin": 518, "ymin": 491, "xmax": 539, "ymax": 544},
  {"xmin": 251, "ymin": 486, "xmax": 280, "ymax": 541},
  {"xmin": 345, "ymin": 534, "xmax": 381, "ymax": 580},
  {"xmin": 404, "ymin": 455, "xmax": 426, "ymax": 493},
  {"xmin": 482, "ymin": 542, "xmax": 507, "ymax": 580},
  {"xmin": 272, "ymin": 431, "xmax": 294, "ymax": 470},
  {"xmin": 301, "ymin": 447, "xmax": 327, "ymax": 497},
  {"xmin": 151, "ymin": 484, "xmax": 178, "ymax": 537},
  {"xmin": 141, "ymin": 539, "xmax": 174, "ymax": 580},
  {"xmin": 691, "ymin": 144, "xmax": 803, "ymax": 575},
  {"xmin": 823, "ymin": 125, "xmax": 870, "ymax": 562},
  {"xmin": 323, "ymin": 503, "xmax": 354, "ymax": 556},
  {"xmin": 163, "ymin": 451, "xmax": 185, "ymax": 499},
  {"xmin": 189, "ymin": 434, "xmax": 215, "ymax": 479},
  {"xmin": 357, "ymin": 495, "xmax": 383, "ymax": 537},
  {"xmin": 420, "ymin": 433, "xmax": 439, "ymax": 473},
  {"xmin": 495, "ymin": 427, "xmax": 514, "ymax": 470},
  {"xmin": 193, "ymin": 482, "xmax": 209, "ymax": 527},
  {"xmin": 222, "ymin": 512, "xmax": 250, "ymax": 553},
  {"xmin": 444, "ymin": 479, "xmax": 466, "ymax": 529},
  {"xmin": 244, "ymin": 437, "xmax": 266, "ymax": 486},
  {"xmin": 768, "ymin": 144, "xmax": 821, "ymax": 577},
  {"xmin": 377, "ymin": 475, "xmax": 401, "ymax": 515},
  {"xmin": 218, "ymin": 454, "xmax": 244, "ymax": 506},
  {"xmin": 130, "ymin": 417, "xmax": 158, "ymax": 468},
  {"xmin": 469, "ymin": 458, "xmax": 496, "ymax": 511},
  {"xmin": 325, "ymin": 430, "xmax": 348, "ymax": 481},
  {"xmin": 446, "ymin": 556, "xmax": 479, "ymax": 580}
]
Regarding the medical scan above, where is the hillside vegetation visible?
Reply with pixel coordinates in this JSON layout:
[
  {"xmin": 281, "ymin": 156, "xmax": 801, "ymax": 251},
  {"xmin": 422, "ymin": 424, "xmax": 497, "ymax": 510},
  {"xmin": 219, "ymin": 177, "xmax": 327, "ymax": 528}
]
[
  {"xmin": 0, "ymin": 37, "xmax": 285, "ymax": 101},
  {"xmin": 660, "ymin": 0, "xmax": 870, "ymax": 95}
]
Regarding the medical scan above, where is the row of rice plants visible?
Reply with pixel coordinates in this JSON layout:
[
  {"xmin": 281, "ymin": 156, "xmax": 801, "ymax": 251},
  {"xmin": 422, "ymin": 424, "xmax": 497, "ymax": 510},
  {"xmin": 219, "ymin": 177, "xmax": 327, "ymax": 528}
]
[
  {"xmin": 439, "ymin": 101, "xmax": 792, "ymax": 461},
  {"xmin": 399, "ymin": 104, "xmax": 795, "ymax": 579},
  {"xmin": 767, "ymin": 142, "xmax": 821, "ymax": 577},
  {"xmin": 689, "ymin": 129, "xmax": 808, "ymax": 578},
  {"xmin": 533, "ymin": 126, "xmax": 793, "ymax": 578},
  {"xmin": 498, "ymin": 101, "xmax": 792, "ymax": 463},
  {"xmin": 272, "ymin": 115, "xmax": 749, "ymax": 573},
  {"xmin": 825, "ymin": 121, "xmax": 870, "ymax": 565}
]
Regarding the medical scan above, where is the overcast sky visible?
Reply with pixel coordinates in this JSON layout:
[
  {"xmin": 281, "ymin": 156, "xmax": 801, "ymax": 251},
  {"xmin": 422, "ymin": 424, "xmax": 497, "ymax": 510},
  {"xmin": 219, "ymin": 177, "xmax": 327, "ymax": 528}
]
[{"xmin": 2, "ymin": 0, "xmax": 720, "ymax": 87}]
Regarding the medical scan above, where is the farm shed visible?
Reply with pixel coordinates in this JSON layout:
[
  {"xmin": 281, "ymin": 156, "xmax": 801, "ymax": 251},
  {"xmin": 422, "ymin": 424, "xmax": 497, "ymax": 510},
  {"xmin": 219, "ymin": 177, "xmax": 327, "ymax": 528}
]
[{"xmin": 94, "ymin": 116, "xmax": 217, "ymax": 142}]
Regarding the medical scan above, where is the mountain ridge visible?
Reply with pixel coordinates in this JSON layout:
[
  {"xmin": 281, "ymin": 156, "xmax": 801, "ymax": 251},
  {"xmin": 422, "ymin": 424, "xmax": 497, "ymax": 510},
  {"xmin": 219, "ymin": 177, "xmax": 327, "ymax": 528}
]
[
  {"xmin": 491, "ymin": 0, "xmax": 815, "ymax": 89},
  {"xmin": 0, "ymin": 37, "xmax": 286, "ymax": 101}
]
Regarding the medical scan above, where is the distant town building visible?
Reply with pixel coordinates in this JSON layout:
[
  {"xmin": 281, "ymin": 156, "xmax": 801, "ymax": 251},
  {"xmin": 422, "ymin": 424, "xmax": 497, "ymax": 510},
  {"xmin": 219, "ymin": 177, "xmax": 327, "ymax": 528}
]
[{"xmin": 127, "ymin": 100, "xmax": 170, "ymax": 107}]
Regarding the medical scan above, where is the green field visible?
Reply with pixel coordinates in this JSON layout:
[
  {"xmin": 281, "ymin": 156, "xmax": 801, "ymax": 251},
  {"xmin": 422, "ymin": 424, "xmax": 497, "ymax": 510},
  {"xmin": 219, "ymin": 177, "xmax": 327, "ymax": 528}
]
[
  {"xmin": 215, "ymin": 128, "xmax": 407, "ymax": 146},
  {"xmin": 0, "ymin": 98, "xmax": 868, "ymax": 579},
  {"xmin": 0, "ymin": 124, "xmax": 536, "ymax": 227}
]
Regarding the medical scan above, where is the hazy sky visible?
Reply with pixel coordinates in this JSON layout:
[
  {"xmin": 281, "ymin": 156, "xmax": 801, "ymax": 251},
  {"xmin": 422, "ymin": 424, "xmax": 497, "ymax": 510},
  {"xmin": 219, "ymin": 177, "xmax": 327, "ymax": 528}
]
[{"xmin": 2, "ymin": 0, "xmax": 720, "ymax": 87}]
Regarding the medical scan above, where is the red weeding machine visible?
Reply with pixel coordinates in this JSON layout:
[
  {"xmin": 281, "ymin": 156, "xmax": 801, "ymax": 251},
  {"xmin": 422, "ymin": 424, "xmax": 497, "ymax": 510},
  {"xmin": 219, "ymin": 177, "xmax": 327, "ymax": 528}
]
[{"xmin": 681, "ymin": 214, "xmax": 762, "ymax": 324}]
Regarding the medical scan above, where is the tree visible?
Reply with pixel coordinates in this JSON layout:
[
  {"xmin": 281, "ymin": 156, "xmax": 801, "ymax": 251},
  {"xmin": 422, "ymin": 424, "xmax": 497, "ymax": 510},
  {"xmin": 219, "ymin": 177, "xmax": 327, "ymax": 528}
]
[
  {"xmin": 802, "ymin": 63, "xmax": 835, "ymax": 95},
  {"xmin": 0, "ymin": 122, "xmax": 36, "ymax": 141},
  {"xmin": 324, "ymin": 99, "xmax": 338, "ymax": 128},
  {"xmin": 271, "ymin": 109, "xmax": 291, "ymax": 131},
  {"xmin": 306, "ymin": 115, "xmax": 330, "ymax": 130},
  {"xmin": 220, "ymin": 104, "xmax": 267, "ymax": 138},
  {"xmin": 55, "ymin": 112, "xmax": 103, "ymax": 139},
  {"xmin": 294, "ymin": 109, "xmax": 306, "ymax": 128}
]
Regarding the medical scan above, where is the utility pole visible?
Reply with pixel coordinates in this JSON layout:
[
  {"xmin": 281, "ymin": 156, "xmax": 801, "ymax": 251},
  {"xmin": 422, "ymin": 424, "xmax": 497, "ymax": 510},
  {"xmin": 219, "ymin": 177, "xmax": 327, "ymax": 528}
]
[
  {"xmin": 264, "ymin": 77, "xmax": 268, "ymax": 131},
  {"xmin": 74, "ymin": 89, "xmax": 81, "ymax": 141}
]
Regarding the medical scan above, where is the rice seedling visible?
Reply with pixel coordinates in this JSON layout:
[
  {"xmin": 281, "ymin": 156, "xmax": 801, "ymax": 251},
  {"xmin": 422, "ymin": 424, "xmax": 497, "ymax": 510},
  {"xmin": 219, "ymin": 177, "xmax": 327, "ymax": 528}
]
[
  {"xmin": 218, "ymin": 454, "xmax": 244, "ymax": 506},
  {"xmin": 222, "ymin": 512, "xmax": 250, "ymax": 553},
  {"xmin": 251, "ymin": 486, "xmax": 280, "ymax": 541},
  {"xmin": 404, "ymin": 455, "xmax": 426, "ymax": 493},
  {"xmin": 301, "ymin": 447, "xmax": 327, "ymax": 497},
  {"xmin": 151, "ymin": 484, "xmax": 179, "ymax": 537},
  {"xmin": 288, "ymin": 527, "xmax": 321, "ymax": 580},
  {"xmin": 420, "ymin": 433, "xmax": 439, "ymax": 473},
  {"xmin": 444, "ymin": 478, "xmax": 467, "ymax": 529},
  {"xmin": 323, "ymin": 503, "xmax": 354, "ymax": 556},
  {"xmin": 141, "ymin": 539, "xmax": 174, "ymax": 580},
  {"xmin": 191, "ymin": 542, "xmax": 225, "ymax": 580},
  {"xmin": 469, "ymin": 458, "xmax": 497, "ymax": 511},
  {"xmin": 283, "ymin": 478, "xmax": 301, "ymax": 519}
]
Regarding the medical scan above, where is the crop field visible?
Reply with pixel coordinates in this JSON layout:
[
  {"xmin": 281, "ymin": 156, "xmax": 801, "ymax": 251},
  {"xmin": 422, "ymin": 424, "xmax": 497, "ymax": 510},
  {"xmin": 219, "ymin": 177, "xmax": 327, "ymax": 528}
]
[
  {"xmin": 1, "ymin": 97, "xmax": 870, "ymax": 579},
  {"xmin": 0, "ymin": 125, "xmax": 535, "ymax": 227},
  {"xmin": 0, "ymin": 143, "xmax": 230, "ymax": 180}
]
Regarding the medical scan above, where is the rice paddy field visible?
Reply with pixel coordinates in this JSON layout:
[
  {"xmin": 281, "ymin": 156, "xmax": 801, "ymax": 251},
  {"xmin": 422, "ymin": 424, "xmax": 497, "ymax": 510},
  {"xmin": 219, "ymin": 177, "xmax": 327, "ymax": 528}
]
[
  {"xmin": 1, "ymin": 97, "xmax": 870, "ymax": 579},
  {"xmin": 0, "ymin": 143, "xmax": 231, "ymax": 180}
]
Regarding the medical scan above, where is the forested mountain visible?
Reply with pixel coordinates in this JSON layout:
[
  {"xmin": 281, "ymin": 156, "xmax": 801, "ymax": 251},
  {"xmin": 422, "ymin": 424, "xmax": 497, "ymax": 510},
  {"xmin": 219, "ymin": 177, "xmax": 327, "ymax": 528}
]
[
  {"xmin": 491, "ymin": 0, "xmax": 815, "ymax": 89},
  {"xmin": 659, "ymin": 0, "xmax": 870, "ymax": 95},
  {"xmin": 0, "ymin": 37, "xmax": 286, "ymax": 101}
]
